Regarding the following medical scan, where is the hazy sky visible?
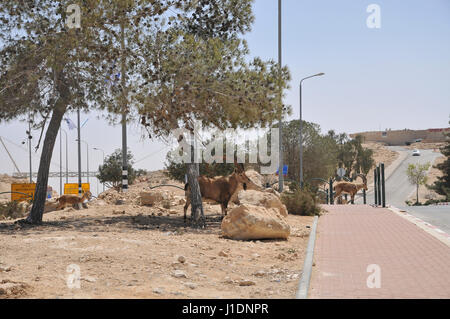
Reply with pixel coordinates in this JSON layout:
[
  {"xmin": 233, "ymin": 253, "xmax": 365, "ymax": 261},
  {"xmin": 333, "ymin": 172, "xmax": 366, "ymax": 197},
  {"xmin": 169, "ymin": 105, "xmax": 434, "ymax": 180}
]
[{"xmin": 1, "ymin": 0, "xmax": 449, "ymax": 182}]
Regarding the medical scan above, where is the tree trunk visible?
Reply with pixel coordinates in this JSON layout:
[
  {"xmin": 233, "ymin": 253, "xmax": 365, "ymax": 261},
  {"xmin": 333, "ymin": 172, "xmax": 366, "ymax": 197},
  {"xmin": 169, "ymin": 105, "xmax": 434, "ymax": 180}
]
[
  {"xmin": 416, "ymin": 184, "xmax": 419, "ymax": 205},
  {"xmin": 186, "ymin": 162, "xmax": 206, "ymax": 228},
  {"xmin": 25, "ymin": 103, "xmax": 67, "ymax": 224}
]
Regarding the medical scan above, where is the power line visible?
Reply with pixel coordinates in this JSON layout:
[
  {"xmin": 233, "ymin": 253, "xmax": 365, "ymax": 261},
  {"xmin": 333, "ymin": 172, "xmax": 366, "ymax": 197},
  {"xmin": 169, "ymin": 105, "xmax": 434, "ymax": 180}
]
[
  {"xmin": 0, "ymin": 135, "xmax": 67, "ymax": 172},
  {"xmin": 134, "ymin": 144, "xmax": 170, "ymax": 164}
]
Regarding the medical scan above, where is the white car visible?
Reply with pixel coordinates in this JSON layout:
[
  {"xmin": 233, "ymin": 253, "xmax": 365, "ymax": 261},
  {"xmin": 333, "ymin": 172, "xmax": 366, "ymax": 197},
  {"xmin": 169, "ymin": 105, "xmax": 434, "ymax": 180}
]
[{"xmin": 412, "ymin": 149, "xmax": 421, "ymax": 156}]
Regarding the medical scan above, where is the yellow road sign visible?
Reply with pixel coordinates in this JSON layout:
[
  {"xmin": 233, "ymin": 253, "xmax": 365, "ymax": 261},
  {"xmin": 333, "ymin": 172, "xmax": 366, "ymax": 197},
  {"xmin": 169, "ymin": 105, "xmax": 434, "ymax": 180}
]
[
  {"xmin": 64, "ymin": 183, "xmax": 90, "ymax": 195},
  {"xmin": 11, "ymin": 183, "xmax": 36, "ymax": 202}
]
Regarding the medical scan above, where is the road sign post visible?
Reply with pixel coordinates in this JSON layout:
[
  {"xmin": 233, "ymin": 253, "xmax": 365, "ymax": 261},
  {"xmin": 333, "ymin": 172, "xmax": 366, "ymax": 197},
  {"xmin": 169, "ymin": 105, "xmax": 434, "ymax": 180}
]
[
  {"xmin": 381, "ymin": 163, "xmax": 386, "ymax": 208},
  {"xmin": 64, "ymin": 183, "xmax": 90, "ymax": 195},
  {"xmin": 11, "ymin": 183, "xmax": 36, "ymax": 202},
  {"xmin": 329, "ymin": 178, "xmax": 334, "ymax": 205},
  {"xmin": 376, "ymin": 165, "xmax": 382, "ymax": 206},
  {"xmin": 374, "ymin": 168, "xmax": 378, "ymax": 206}
]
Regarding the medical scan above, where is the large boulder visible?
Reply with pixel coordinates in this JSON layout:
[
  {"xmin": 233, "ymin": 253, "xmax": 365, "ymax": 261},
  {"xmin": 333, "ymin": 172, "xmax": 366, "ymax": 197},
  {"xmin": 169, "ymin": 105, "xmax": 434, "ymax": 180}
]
[
  {"xmin": 221, "ymin": 204, "xmax": 290, "ymax": 240},
  {"xmin": 237, "ymin": 189, "xmax": 287, "ymax": 217},
  {"xmin": 139, "ymin": 191, "xmax": 164, "ymax": 206},
  {"xmin": 245, "ymin": 170, "xmax": 264, "ymax": 189}
]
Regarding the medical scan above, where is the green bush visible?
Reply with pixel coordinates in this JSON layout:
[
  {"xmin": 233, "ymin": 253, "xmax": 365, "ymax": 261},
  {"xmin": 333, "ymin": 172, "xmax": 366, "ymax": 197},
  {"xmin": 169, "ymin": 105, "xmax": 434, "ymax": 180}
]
[
  {"xmin": 0, "ymin": 201, "xmax": 27, "ymax": 220},
  {"xmin": 281, "ymin": 189, "xmax": 321, "ymax": 216}
]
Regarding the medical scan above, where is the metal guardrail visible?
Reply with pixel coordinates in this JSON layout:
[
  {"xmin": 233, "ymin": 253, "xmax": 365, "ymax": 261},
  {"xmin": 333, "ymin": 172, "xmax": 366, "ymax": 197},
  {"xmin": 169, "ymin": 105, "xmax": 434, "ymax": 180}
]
[
  {"xmin": 12, "ymin": 171, "xmax": 98, "ymax": 178},
  {"xmin": 149, "ymin": 184, "xmax": 185, "ymax": 191}
]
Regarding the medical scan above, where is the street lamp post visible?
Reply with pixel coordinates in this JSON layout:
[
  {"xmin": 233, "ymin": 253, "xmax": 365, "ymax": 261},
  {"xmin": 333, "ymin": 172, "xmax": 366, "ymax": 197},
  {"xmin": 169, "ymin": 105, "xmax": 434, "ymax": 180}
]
[
  {"xmin": 76, "ymin": 139, "xmax": 89, "ymax": 184},
  {"xmin": 27, "ymin": 116, "xmax": 32, "ymax": 183},
  {"xmin": 77, "ymin": 109, "xmax": 82, "ymax": 195},
  {"xmin": 61, "ymin": 128, "xmax": 68, "ymax": 184},
  {"xmin": 278, "ymin": 0, "xmax": 284, "ymax": 192},
  {"xmin": 60, "ymin": 128, "xmax": 68, "ymax": 195},
  {"xmin": 93, "ymin": 147, "xmax": 105, "ymax": 193},
  {"xmin": 299, "ymin": 73, "xmax": 325, "ymax": 188}
]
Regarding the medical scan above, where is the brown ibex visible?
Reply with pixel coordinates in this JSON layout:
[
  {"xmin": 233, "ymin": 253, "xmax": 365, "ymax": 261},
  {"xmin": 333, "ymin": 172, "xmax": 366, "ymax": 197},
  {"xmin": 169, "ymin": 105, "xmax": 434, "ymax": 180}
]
[
  {"xmin": 183, "ymin": 163, "xmax": 255, "ymax": 221},
  {"xmin": 333, "ymin": 174, "xmax": 367, "ymax": 204},
  {"xmin": 56, "ymin": 191, "xmax": 92, "ymax": 210}
]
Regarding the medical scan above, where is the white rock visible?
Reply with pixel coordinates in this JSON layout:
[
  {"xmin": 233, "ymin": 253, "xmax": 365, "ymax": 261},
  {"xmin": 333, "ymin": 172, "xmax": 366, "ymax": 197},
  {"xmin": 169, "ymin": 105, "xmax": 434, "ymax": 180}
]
[
  {"xmin": 153, "ymin": 287, "xmax": 164, "ymax": 294},
  {"xmin": 139, "ymin": 191, "xmax": 164, "ymax": 206},
  {"xmin": 238, "ymin": 190, "xmax": 288, "ymax": 217},
  {"xmin": 184, "ymin": 282, "xmax": 197, "ymax": 289},
  {"xmin": 172, "ymin": 270, "xmax": 187, "ymax": 278},
  {"xmin": 221, "ymin": 204, "xmax": 290, "ymax": 240}
]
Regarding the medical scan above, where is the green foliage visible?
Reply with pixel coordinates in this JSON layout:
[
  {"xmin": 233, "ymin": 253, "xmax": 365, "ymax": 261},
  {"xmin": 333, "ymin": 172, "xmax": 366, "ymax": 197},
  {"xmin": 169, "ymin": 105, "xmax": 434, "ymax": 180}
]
[
  {"xmin": 97, "ymin": 149, "xmax": 136, "ymax": 191},
  {"xmin": 429, "ymin": 126, "xmax": 450, "ymax": 200},
  {"xmin": 276, "ymin": 121, "xmax": 374, "ymax": 184},
  {"xmin": 165, "ymin": 151, "xmax": 235, "ymax": 183},
  {"xmin": 281, "ymin": 188, "xmax": 321, "ymax": 216},
  {"xmin": 138, "ymin": 28, "xmax": 291, "ymax": 136}
]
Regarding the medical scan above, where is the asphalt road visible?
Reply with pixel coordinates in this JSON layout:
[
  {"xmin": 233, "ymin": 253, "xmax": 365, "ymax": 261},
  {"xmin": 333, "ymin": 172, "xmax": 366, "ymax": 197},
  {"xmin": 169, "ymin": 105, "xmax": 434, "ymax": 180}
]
[{"xmin": 360, "ymin": 146, "xmax": 450, "ymax": 234}]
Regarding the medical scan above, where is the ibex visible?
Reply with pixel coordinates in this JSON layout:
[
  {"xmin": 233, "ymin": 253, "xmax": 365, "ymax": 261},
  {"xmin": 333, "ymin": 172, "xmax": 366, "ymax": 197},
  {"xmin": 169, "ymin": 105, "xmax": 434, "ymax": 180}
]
[
  {"xmin": 56, "ymin": 191, "xmax": 92, "ymax": 210},
  {"xmin": 333, "ymin": 174, "xmax": 367, "ymax": 204},
  {"xmin": 183, "ymin": 163, "xmax": 255, "ymax": 221}
]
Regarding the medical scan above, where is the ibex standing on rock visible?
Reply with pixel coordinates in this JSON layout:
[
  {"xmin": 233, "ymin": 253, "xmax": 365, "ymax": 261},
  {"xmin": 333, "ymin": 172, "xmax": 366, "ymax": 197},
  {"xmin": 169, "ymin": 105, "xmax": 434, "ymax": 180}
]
[
  {"xmin": 183, "ymin": 163, "xmax": 254, "ymax": 221},
  {"xmin": 333, "ymin": 174, "xmax": 367, "ymax": 204},
  {"xmin": 56, "ymin": 191, "xmax": 92, "ymax": 210}
]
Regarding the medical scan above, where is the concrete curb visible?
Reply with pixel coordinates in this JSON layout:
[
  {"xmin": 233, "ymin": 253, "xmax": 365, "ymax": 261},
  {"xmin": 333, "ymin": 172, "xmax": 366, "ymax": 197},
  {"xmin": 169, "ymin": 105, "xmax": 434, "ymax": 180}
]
[
  {"xmin": 388, "ymin": 205, "xmax": 450, "ymax": 247},
  {"xmin": 296, "ymin": 215, "xmax": 319, "ymax": 299}
]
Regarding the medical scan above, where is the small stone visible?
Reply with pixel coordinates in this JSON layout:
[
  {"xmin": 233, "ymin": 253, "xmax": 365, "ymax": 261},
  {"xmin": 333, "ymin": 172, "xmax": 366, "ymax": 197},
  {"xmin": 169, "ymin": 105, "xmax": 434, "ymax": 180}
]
[
  {"xmin": 252, "ymin": 253, "xmax": 260, "ymax": 258},
  {"xmin": 239, "ymin": 279, "xmax": 256, "ymax": 286},
  {"xmin": 153, "ymin": 287, "xmax": 164, "ymax": 294},
  {"xmin": 253, "ymin": 270, "xmax": 266, "ymax": 277},
  {"xmin": 82, "ymin": 276, "xmax": 96, "ymax": 283},
  {"xmin": 172, "ymin": 270, "xmax": 187, "ymax": 278},
  {"xmin": 277, "ymin": 253, "xmax": 286, "ymax": 261},
  {"xmin": 184, "ymin": 282, "xmax": 197, "ymax": 289},
  {"xmin": 0, "ymin": 265, "xmax": 12, "ymax": 272},
  {"xmin": 177, "ymin": 256, "xmax": 186, "ymax": 263},
  {"xmin": 218, "ymin": 250, "xmax": 229, "ymax": 257},
  {"xmin": 157, "ymin": 212, "xmax": 163, "ymax": 216},
  {"xmin": 224, "ymin": 276, "xmax": 234, "ymax": 284}
]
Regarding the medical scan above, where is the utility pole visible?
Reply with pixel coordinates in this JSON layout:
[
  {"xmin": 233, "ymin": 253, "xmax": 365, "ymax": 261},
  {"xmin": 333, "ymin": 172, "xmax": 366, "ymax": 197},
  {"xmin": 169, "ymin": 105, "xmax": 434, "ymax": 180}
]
[
  {"xmin": 120, "ymin": 20, "xmax": 128, "ymax": 193},
  {"xmin": 61, "ymin": 128, "xmax": 68, "ymax": 184},
  {"xmin": 278, "ymin": 0, "xmax": 284, "ymax": 192},
  {"xmin": 77, "ymin": 109, "xmax": 82, "ymax": 195},
  {"xmin": 60, "ymin": 126, "xmax": 62, "ymax": 195},
  {"xmin": 93, "ymin": 147, "xmax": 105, "ymax": 193},
  {"xmin": 28, "ymin": 116, "xmax": 32, "ymax": 183}
]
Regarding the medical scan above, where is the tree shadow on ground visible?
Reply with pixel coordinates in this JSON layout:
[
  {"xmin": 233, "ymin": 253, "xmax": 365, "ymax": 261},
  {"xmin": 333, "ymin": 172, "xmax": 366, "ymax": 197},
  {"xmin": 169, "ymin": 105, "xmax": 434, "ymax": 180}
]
[{"xmin": 0, "ymin": 212, "xmax": 224, "ymax": 236}]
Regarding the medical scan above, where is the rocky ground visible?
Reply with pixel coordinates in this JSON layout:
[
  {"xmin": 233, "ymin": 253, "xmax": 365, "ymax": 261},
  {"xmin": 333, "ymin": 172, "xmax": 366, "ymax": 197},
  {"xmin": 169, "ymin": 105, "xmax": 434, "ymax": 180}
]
[{"xmin": 0, "ymin": 171, "xmax": 313, "ymax": 299}]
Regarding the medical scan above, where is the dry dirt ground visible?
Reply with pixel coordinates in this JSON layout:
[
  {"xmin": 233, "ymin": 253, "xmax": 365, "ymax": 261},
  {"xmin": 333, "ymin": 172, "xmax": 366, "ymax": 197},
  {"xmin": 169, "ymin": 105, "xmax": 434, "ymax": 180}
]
[{"xmin": 0, "ymin": 175, "xmax": 313, "ymax": 299}]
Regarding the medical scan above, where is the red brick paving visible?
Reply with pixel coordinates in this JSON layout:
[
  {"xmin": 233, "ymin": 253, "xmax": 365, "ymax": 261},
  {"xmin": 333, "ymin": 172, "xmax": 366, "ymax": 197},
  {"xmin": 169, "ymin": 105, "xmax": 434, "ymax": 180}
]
[{"xmin": 309, "ymin": 205, "xmax": 450, "ymax": 299}]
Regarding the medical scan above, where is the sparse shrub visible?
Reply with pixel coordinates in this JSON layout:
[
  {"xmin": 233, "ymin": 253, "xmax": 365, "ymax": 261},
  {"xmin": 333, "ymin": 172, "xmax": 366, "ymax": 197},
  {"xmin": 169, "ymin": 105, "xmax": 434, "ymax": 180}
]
[
  {"xmin": 0, "ymin": 201, "xmax": 28, "ymax": 220},
  {"xmin": 281, "ymin": 189, "xmax": 321, "ymax": 216}
]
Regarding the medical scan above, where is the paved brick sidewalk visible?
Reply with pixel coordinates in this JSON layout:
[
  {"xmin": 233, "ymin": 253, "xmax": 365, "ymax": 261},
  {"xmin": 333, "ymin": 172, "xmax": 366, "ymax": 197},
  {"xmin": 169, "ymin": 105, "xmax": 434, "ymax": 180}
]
[{"xmin": 309, "ymin": 205, "xmax": 450, "ymax": 298}]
